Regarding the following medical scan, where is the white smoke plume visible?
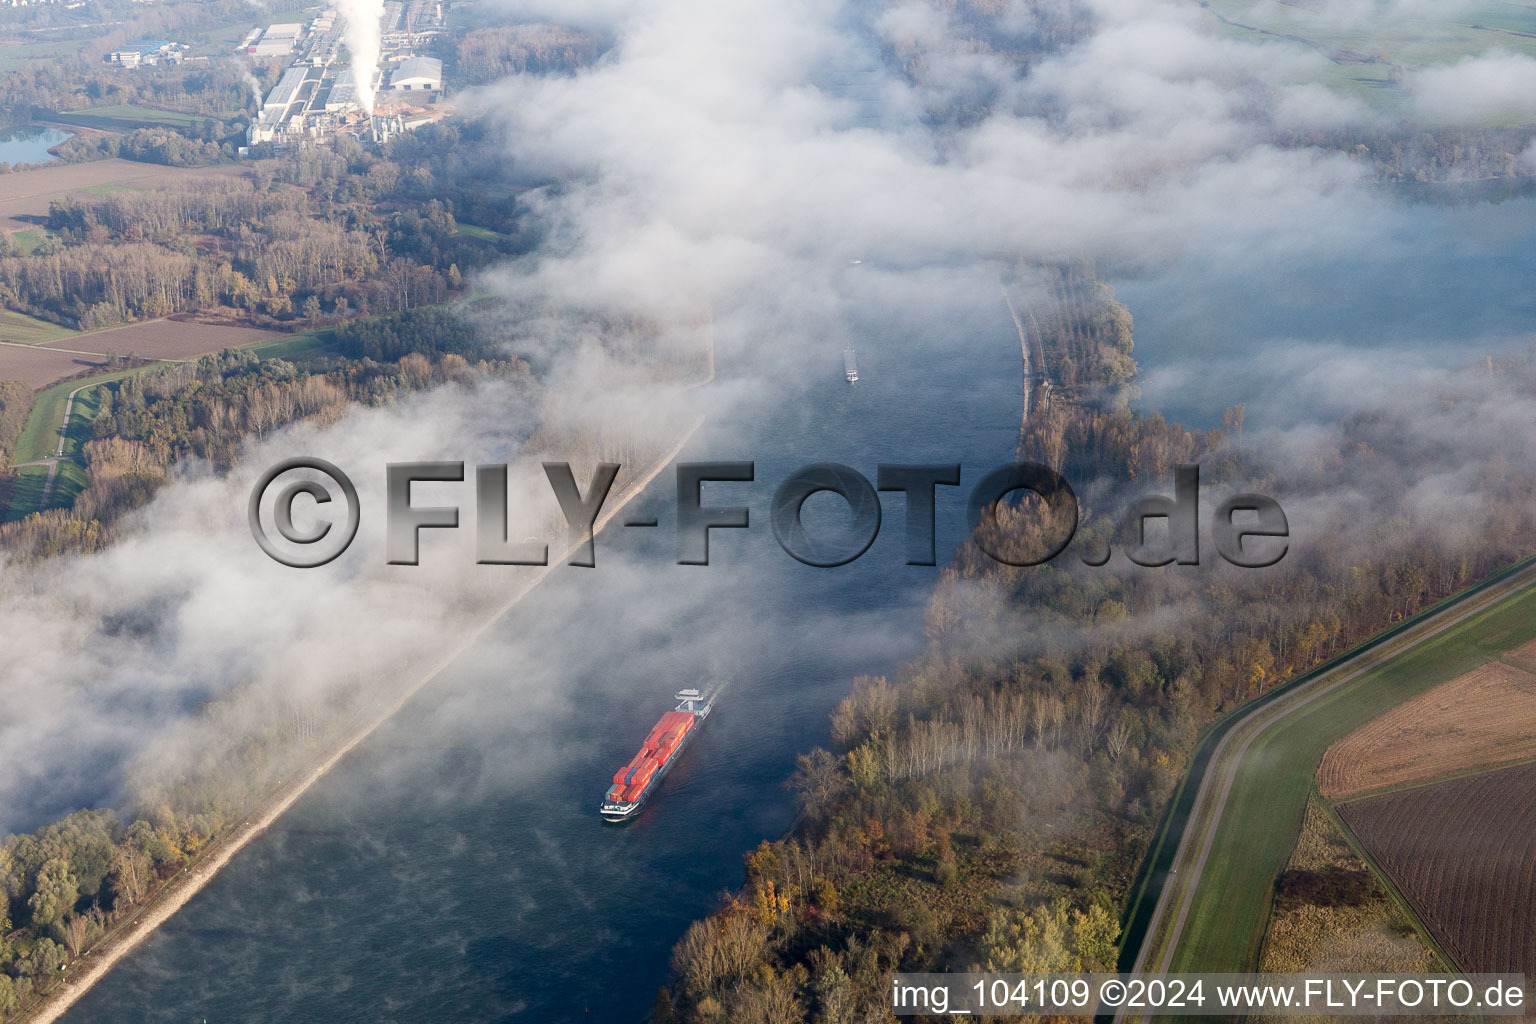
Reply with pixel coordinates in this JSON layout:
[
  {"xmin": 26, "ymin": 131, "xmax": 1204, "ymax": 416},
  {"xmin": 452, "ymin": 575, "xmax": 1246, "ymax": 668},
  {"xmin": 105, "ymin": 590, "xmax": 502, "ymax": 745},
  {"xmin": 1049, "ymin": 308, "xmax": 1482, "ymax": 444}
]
[
  {"xmin": 338, "ymin": 0, "xmax": 384, "ymax": 113},
  {"xmin": 235, "ymin": 60, "xmax": 263, "ymax": 109}
]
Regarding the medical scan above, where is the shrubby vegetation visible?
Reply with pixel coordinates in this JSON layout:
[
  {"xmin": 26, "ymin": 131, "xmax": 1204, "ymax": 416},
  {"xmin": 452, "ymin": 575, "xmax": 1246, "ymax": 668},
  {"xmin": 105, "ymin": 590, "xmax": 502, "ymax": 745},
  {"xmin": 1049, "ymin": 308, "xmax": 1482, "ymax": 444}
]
[
  {"xmin": 49, "ymin": 128, "xmax": 232, "ymax": 169},
  {"xmin": 1260, "ymin": 802, "xmax": 1433, "ymax": 973},
  {"xmin": 0, "ymin": 382, "xmax": 32, "ymax": 472}
]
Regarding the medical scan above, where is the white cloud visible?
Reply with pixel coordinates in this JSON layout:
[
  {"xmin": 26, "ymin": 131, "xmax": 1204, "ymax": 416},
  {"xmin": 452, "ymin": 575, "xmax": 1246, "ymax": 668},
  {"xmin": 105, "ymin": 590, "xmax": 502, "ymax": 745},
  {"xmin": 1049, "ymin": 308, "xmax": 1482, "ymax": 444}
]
[{"xmin": 1409, "ymin": 51, "xmax": 1536, "ymax": 124}]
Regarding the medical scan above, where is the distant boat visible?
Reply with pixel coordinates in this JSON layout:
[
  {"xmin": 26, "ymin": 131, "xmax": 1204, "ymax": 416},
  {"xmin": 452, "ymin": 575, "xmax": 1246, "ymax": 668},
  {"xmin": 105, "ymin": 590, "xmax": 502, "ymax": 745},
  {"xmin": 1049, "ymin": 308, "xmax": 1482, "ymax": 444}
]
[
  {"xmin": 843, "ymin": 348, "xmax": 859, "ymax": 383},
  {"xmin": 848, "ymin": 258, "xmax": 863, "ymax": 265}
]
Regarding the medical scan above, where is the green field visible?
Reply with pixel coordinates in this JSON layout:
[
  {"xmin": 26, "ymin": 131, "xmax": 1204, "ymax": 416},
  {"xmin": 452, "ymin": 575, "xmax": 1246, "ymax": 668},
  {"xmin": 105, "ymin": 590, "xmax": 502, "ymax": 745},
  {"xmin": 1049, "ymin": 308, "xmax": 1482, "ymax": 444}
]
[
  {"xmin": 78, "ymin": 183, "xmax": 146, "ymax": 197},
  {"xmin": 66, "ymin": 104, "xmax": 204, "ymax": 126},
  {"xmin": 2, "ymin": 462, "xmax": 48, "ymax": 522},
  {"xmin": 1159, "ymin": 573, "xmax": 1536, "ymax": 973},
  {"xmin": 48, "ymin": 105, "xmax": 241, "ymax": 134},
  {"xmin": 1199, "ymin": 0, "xmax": 1536, "ymax": 116},
  {"xmin": 57, "ymin": 381, "xmax": 105, "ymax": 461},
  {"xmin": 0, "ymin": 459, "xmax": 89, "ymax": 523},
  {"xmin": 0, "ymin": 37, "xmax": 91, "ymax": 73},
  {"xmin": 454, "ymin": 222, "xmax": 507, "ymax": 242},
  {"xmin": 10, "ymin": 228, "xmax": 50, "ymax": 255},
  {"xmin": 247, "ymin": 328, "xmax": 338, "ymax": 362},
  {"xmin": 13, "ymin": 379, "xmax": 76, "ymax": 464},
  {"xmin": 0, "ymin": 307, "xmax": 74, "ymax": 344}
]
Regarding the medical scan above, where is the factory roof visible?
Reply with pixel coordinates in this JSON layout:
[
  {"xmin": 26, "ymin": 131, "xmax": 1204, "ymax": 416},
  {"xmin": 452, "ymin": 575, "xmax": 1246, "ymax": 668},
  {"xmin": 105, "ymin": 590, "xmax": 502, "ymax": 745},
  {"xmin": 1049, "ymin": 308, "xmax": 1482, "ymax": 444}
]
[
  {"xmin": 390, "ymin": 56, "xmax": 442, "ymax": 84},
  {"xmin": 263, "ymin": 65, "xmax": 308, "ymax": 111}
]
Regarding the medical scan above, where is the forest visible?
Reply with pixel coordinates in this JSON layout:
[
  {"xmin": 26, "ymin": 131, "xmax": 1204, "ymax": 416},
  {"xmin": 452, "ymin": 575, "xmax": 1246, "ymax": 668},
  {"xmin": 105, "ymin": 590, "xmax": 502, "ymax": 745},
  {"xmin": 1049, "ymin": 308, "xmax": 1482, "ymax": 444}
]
[
  {"xmin": 453, "ymin": 24, "xmax": 603, "ymax": 86},
  {"xmin": 656, "ymin": 270, "xmax": 1536, "ymax": 1024},
  {"xmin": 0, "ymin": 44, "xmax": 281, "ymax": 163},
  {"xmin": 0, "ymin": 124, "xmax": 515, "ymax": 330},
  {"xmin": 1286, "ymin": 125, "xmax": 1536, "ymax": 184},
  {"xmin": 0, "ymin": 62, "xmax": 266, "ymax": 133},
  {"xmin": 0, "ymin": 0, "xmax": 305, "ymax": 50},
  {"xmin": 0, "ymin": 809, "xmax": 203, "ymax": 1015}
]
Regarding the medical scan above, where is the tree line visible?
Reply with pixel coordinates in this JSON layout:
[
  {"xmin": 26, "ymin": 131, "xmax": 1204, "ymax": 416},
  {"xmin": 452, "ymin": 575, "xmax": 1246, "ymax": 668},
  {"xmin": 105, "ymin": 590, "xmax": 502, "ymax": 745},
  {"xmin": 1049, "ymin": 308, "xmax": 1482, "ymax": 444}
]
[{"xmin": 0, "ymin": 382, "xmax": 31, "ymax": 474}]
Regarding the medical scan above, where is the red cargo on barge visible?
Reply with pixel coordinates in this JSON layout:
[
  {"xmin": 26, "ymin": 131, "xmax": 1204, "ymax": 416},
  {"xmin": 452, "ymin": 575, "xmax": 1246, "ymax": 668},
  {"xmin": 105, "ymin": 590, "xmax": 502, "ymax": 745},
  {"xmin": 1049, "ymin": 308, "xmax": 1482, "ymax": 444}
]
[{"xmin": 600, "ymin": 688, "xmax": 713, "ymax": 822}]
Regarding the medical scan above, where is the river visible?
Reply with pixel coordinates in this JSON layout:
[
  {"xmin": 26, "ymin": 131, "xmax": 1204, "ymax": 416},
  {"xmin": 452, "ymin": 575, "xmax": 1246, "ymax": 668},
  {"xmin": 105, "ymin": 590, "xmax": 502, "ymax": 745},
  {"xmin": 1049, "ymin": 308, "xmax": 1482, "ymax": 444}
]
[
  {"xmin": 59, "ymin": 185, "xmax": 1536, "ymax": 1023},
  {"xmin": 1116, "ymin": 190, "xmax": 1536, "ymax": 428},
  {"xmin": 61, "ymin": 269, "xmax": 1025, "ymax": 1023}
]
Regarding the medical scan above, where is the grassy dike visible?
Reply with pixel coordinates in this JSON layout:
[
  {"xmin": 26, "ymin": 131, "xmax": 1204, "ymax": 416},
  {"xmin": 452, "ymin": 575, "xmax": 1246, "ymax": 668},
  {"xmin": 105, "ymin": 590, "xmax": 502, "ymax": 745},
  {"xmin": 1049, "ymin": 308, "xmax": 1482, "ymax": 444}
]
[
  {"xmin": 4, "ymin": 367, "xmax": 159, "ymax": 522},
  {"xmin": 3, "ymin": 332, "xmax": 330, "ymax": 521},
  {"xmin": 1122, "ymin": 552, "xmax": 1536, "ymax": 981}
]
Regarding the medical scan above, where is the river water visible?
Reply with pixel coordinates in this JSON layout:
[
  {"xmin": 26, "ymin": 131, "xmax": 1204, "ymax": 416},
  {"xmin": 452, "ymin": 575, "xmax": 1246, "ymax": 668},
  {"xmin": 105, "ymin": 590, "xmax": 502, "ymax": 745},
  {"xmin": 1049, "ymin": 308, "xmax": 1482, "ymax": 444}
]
[
  {"xmin": 62, "ymin": 269, "xmax": 1025, "ymax": 1023},
  {"xmin": 59, "ymin": 189, "xmax": 1536, "ymax": 1023},
  {"xmin": 1116, "ymin": 190, "xmax": 1536, "ymax": 428}
]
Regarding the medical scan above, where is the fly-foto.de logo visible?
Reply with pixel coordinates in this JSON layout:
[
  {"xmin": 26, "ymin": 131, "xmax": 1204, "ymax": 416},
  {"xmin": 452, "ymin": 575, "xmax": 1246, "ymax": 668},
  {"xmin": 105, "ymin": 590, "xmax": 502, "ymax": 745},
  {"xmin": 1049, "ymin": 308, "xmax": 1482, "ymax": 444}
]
[{"xmin": 248, "ymin": 459, "xmax": 1289, "ymax": 570}]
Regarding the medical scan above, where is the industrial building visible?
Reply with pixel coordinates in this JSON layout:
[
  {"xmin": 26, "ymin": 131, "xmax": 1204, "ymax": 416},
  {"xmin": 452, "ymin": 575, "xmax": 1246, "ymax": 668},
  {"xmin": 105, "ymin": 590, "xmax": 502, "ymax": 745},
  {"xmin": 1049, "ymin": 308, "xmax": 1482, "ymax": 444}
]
[
  {"xmin": 107, "ymin": 39, "xmax": 186, "ymax": 66},
  {"xmin": 243, "ymin": 6, "xmax": 449, "ymax": 150},
  {"xmin": 389, "ymin": 56, "xmax": 441, "ymax": 91},
  {"xmin": 247, "ymin": 22, "xmax": 304, "ymax": 58}
]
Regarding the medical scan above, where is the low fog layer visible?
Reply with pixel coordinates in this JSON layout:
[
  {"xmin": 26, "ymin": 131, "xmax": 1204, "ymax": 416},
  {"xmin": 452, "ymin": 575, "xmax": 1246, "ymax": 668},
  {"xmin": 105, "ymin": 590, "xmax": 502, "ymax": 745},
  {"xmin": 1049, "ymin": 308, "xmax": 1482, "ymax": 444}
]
[{"xmin": 4, "ymin": 0, "xmax": 1534, "ymax": 833}]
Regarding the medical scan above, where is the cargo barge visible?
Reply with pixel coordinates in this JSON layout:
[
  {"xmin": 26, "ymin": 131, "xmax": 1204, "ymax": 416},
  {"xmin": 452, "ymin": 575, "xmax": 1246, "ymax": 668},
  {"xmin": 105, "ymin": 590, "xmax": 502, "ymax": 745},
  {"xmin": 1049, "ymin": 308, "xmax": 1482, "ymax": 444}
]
[{"xmin": 600, "ymin": 688, "xmax": 713, "ymax": 822}]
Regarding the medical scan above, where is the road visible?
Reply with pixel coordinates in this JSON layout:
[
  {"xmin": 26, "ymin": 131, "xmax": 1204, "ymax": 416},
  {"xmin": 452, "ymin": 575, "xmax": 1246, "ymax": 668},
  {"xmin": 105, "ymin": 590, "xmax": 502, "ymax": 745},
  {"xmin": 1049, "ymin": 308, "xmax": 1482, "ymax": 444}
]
[
  {"xmin": 1000, "ymin": 283, "xmax": 1051, "ymax": 426},
  {"xmin": 14, "ymin": 380, "xmax": 94, "ymax": 509},
  {"xmin": 1118, "ymin": 555, "xmax": 1536, "ymax": 1017}
]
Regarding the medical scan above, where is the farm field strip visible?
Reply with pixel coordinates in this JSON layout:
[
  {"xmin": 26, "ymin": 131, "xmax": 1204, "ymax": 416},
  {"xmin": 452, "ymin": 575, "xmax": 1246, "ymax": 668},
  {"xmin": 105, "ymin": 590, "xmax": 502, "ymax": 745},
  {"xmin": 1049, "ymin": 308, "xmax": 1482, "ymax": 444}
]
[
  {"xmin": 0, "ymin": 345, "xmax": 109, "ymax": 390},
  {"xmin": 1318, "ymin": 660, "xmax": 1536, "ymax": 798},
  {"xmin": 40, "ymin": 320, "xmax": 284, "ymax": 360},
  {"xmin": 1122, "ymin": 557, "xmax": 1536, "ymax": 1012},
  {"xmin": 0, "ymin": 307, "xmax": 77, "ymax": 345},
  {"xmin": 0, "ymin": 160, "xmax": 250, "ymax": 232},
  {"xmin": 1338, "ymin": 761, "xmax": 1536, "ymax": 976},
  {"xmin": 0, "ymin": 319, "xmax": 284, "ymax": 389},
  {"xmin": 1499, "ymin": 634, "xmax": 1536, "ymax": 672}
]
